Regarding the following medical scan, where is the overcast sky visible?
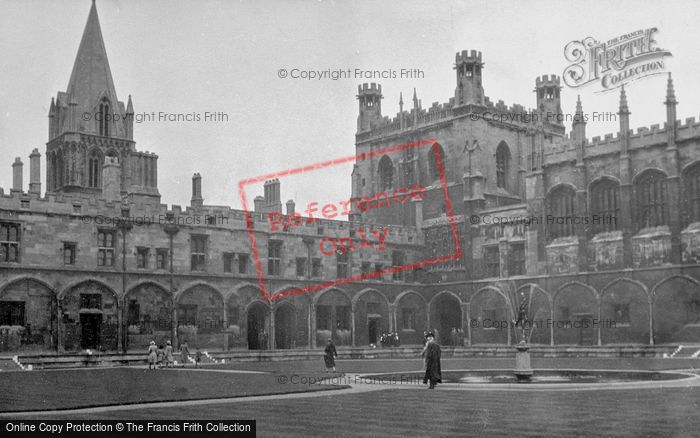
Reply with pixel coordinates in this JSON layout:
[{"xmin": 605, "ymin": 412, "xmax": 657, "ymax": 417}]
[{"xmin": 1, "ymin": 0, "xmax": 699, "ymax": 213}]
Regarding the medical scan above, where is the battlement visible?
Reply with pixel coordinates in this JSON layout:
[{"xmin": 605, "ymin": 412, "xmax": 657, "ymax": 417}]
[
  {"xmin": 535, "ymin": 75, "xmax": 561, "ymax": 87},
  {"xmin": 358, "ymin": 83, "xmax": 382, "ymax": 95},
  {"xmin": 455, "ymin": 50, "xmax": 483, "ymax": 65}
]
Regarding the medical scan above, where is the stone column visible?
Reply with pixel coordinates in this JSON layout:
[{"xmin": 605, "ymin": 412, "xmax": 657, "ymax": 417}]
[
  {"xmin": 269, "ymin": 305, "xmax": 276, "ymax": 350},
  {"xmin": 351, "ymin": 304, "xmax": 357, "ymax": 347}
]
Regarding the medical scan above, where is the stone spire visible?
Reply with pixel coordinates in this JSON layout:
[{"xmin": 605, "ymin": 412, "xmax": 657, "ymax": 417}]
[
  {"xmin": 619, "ymin": 86, "xmax": 630, "ymax": 155},
  {"xmin": 665, "ymin": 73, "xmax": 677, "ymax": 148},
  {"xmin": 619, "ymin": 85, "xmax": 629, "ymax": 114}
]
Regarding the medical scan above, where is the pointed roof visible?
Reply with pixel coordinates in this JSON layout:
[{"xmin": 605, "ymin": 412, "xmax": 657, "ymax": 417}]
[
  {"xmin": 66, "ymin": 0, "xmax": 120, "ymax": 115},
  {"xmin": 665, "ymin": 73, "xmax": 677, "ymax": 105},
  {"xmin": 619, "ymin": 85, "xmax": 629, "ymax": 114}
]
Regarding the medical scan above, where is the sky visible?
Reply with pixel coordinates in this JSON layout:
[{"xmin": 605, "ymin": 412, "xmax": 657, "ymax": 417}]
[{"xmin": 1, "ymin": 0, "xmax": 699, "ymax": 214}]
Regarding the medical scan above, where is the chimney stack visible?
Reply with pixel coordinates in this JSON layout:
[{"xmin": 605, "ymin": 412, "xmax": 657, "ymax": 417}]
[
  {"xmin": 286, "ymin": 199, "xmax": 295, "ymax": 215},
  {"xmin": 263, "ymin": 179, "xmax": 282, "ymax": 213},
  {"xmin": 191, "ymin": 173, "xmax": 203, "ymax": 207},
  {"xmin": 12, "ymin": 157, "xmax": 23, "ymax": 192},
  {"xmin": 29, "ymin": 149, "xmax": 41, "ymax": 194},
  {"xmin": 254, "ymin": 196, "xmax": 265, "ymax": 213}
]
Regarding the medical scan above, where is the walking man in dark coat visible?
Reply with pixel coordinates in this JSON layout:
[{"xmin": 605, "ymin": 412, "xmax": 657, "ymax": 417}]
[
  {"xmin": 324, "ymin": 338, "xmax": 338, "ymax": 372},
  {"xmin": 422, "ymin": 332, "xmax": 442, "ymax": 389}
]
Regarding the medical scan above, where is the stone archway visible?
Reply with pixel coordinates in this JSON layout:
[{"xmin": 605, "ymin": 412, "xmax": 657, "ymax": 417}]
[
  {"xmin": 274, "ymin": 303, "xmax": 296, "ymax": 349},
  {"xmin": 315, "ymin": 288, "xmax": 353, "ymax": 346},
  {"xmin": 553, "ymin": 283, "xmax": 598, "ymax": 345},
  {"xmin": 0, "ymin": 278, "xmax": 57, "ymax": 352},
  {"xmin": 353, "ymin": 289, "xmax": 390, "ymax": 347},
  {"xmin": 395, "ymin": 291, "xmax": 428, "ymax": 345},
  {"xmin": 469, "ymin": 288, "xmax": 508, "ymax": 345},
  {"xmin": 601, "ymin": 279, "xmax": 650, "ymax": 344},
  {"xmin": 177, "ymin": 284, "xmax": 224, "ymax": 350},
  {"xmin": 124, "ymin": 282, "xmax": 172, "ymax": 350},
  {"xmin": 430, "ymin": 292, "xmax": 463, "ymax": 346},
  {"xmin": 60, "ymin": 280, "xmax": 119, "ymax": 351},
  {"xmin": 247, "ymin": 301, "xmax": 269, "ymax": 350},
  {"xmin": 653, "ymin": 276, "xmax": 700, "ymax": 343}
]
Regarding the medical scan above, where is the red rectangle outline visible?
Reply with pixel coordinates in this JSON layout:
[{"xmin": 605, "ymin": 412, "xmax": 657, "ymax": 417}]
[{"xmin": 238, "ymin": 137, "xmax": 463, "ymax": 302}]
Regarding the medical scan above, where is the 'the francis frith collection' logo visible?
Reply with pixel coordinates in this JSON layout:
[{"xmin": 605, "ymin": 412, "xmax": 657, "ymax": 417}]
[{"xmin": 563, "ymin": 28, "xmax": 672, "ymax": 92}]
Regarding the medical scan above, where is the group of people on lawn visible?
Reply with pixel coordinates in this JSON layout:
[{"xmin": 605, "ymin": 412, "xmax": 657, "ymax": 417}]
[
  {"xmin": 323, "ymin": 332, "xmax": 442, "ymax": 389},
  {"xmin": 146, "ymin": 339, "xmax": 202, "ymax": 370}
]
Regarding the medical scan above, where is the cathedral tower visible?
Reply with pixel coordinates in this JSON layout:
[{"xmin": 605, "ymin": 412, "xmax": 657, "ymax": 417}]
[{"xmin": 454, "ymin": 50, "xmax": 484, "ymax": 106}]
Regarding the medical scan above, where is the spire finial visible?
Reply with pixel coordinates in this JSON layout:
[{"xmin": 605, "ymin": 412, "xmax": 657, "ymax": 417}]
[
  {"xmin": 665, "ymin": 72, "xmax": 677, "ymax": 104},
  {"xmin": 399, "ymin": 92, "xmax": 403, "ymax": 105},
  {"xmin": 619, "ymin": 85, "xmax": 629, "ymax": 114}
]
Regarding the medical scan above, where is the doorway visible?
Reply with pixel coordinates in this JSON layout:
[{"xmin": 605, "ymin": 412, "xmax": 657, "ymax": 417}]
[
  {"xmin": 247, "ymin": 303, "xmax": 267, "ymax": 350},
  {"xmin": 368, "ymin": 318, "xmax": 380, "ymax": 345},
  {"xmin": 80, "ymin": 313, "xmax": 101, "ymax": 349}
]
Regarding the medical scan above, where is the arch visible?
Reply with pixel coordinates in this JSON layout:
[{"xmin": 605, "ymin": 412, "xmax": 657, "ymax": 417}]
[
  {"xmin": 87, "ymin": 147, "xmax": 103, "ymax": 188},
  {"xmin": 315, "ymin": 287, "xmax": 352, "ymax": 346},
  {"xmin": 430, "ymin": 290, "xmax": 465, "ymax": 345},
  {"xmin": 0, "ymin": 275, "xmax": 57, "ymax": 297},
  {"xmin": 589, "ymin": 177, "xmax": 621, "ymax": 233},
  {"xmin": 246, "ymin": 300, "xmax": 269, "ymax": 350},
  {"xmin": 469, "ymin": 287, "xmax": 509, "ymax": 345},
  {"xmin": 274, "ymin": 301, "xmax": 297, "ymax": 349},
  {"xmin": 59, "ymin": 279, "xmax": 120, "ymax": 351},
  {"xmin": 0, "ymin": 277, "xmax": 58, "ymax": 352},
  {"xmin": 394, "ymin": 290, "xmax": 428, "ymax": 345},
  {"xmin": 546, "ymin": 184, "xmax": 577, "ymax": 240},
  {"xmin": 124, "ymin": 281, "xmax": 172, "ymax": 349},
  {"xmin": 633, "ymin": 168, "xmax": 668, "ymax": 229},
  {"xmin": 515, "ymin": 283, "xmax": 552, "ymax": 345},
  {"xmin": 174, "ymin": 281, "xmax": 225, "ymax": 302},
  {"xmin": 495, "ymin": 141, "xmax": 511, "ymax": 190},
  {"xmin": 652, "ymin": 275, "xmax": 700, "ymax": 343},
  {"xmin": 600, "ymin": 278, "xmax": 650, "ymax": 344},
  {"xmin": 353, "ymin": 288, "xmax": 390, "ymax": 346},
  {"xmin": 378, "ymin": 155, "xmax": 394, "ymax": 191},
  {"xmin": 553, "ymin": 282, "xmax": 599, "ymax": 345},
  {"xmin": 177, "ymin": 283, "xmax": 225, "ymax": 349}
]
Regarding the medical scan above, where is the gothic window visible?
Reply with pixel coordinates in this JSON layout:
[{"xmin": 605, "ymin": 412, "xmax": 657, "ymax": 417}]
[
  {"xmin": 336, "ymin": 250, "xmax": 349, "ymax": 278},
  {"xmin": 483, "ymin": 246, "xmax": 500, "ymax": 278},
  {"xmin": 547, "ymin": 185, "xmax": 576, "ymax": 240},
  {"xmin": 392, "ymin": 250, "xmax": 405, "ymax": 281},
  {"xmin": 63, "ymin": 242, "xmax": 76, "ymax": 265},
  {"xmin": 98, "ymin": 98, "xmax": 110, "ymax": 136},
  {"xmin": 635, "ymin": 170, "xmax": 667, "ymax": 229},
  {"xmin": 496, "ymin": 142, "xmax": 510, "ymax": 190},
  {"xmin": 508, "ymin": 243, "xmax": 525, "ymax": 276},
  {"xmin": 428, "ymin": 144, "xmax": 445, "ymax": 182},
  {"xmin": 590, "ymin": 179, "xmax": 620, "ymax": 233},
  {"xmin": 684, "ymin": 163, "xmax": 700, "ymax": 225},
  {"xmin": 268, "ymin": 240, "xmax": 282, "ymax": 276},
  {"xmin": 97, "ymin": 229, "xmax": 115, "ymax": 267},
  {"xmin": 0, "ymin": 222, "xmax": 21, "ymax": 263},
  {"xmin": 88, "ymin": 150, "xmax": 101, "ymax": 188},
  {"xmin": 190, "ymin": 235, "xmax": 207, "ymax": 271},
  {"xmin": 378, "ymin": 155, "xmax": 394, "ymax": 191}
]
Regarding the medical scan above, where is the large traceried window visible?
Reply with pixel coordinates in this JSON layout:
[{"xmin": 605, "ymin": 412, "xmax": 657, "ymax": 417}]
[
  {"xmin": 547, "ymin": 185, "xmax": 576, "ymax": 240},
  {"xmin": 590, "ymin": 178, "xmax": 620, "ymax": 234},
  {"xmin": 495, "ymin": 142, "xmax": 511, "ymax": 190},
  {"xmin": 684, "ymin": 163, "xmax": 700, "ymax": 225},
  {"xmin": 428, "ymin": 143, "xmax": 445, "ymax": 182},
  {"xmin": 635, "ymin": 170, "xmax": 667, "ymax": 229},
  {"xmin": 378, "ymin": 155, "xmax": 394, "ymax": 191}
]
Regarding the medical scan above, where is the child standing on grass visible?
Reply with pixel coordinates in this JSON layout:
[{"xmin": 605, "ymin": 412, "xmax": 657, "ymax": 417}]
[
  {"xmin": 147, "ymin": 340, "xmax": 158, "ymax": 370},
  {"xmin": 180, "ymin": 340, "xmax": 190, "ymax": 367},
  {"xmin": 164, "ymin": 340, "xmax": 174, "ymax": 368},
  {"xmin": 195, "ymin": 347, "xmax": 202, "ymax": 368}
]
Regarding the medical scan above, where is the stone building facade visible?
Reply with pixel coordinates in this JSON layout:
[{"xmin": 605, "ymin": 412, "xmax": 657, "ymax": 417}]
[{"xmin": 2, "ymin": 3, "xmax": 700, "ymax": 353}]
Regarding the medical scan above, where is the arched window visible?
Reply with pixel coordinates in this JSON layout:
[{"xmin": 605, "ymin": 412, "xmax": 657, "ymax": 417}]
[
  {"xmin": 496, "ymin": 142, "xmax": 511, "ymax": 190},
  {"xmin": 56, "ymin": 150, "xmax": 64, "ymax": 189},
  {"xmin": 88, "ymin": 149, "xmax": 101, "ymax": 188},
  {"xmin": 378, "ymin": 155, "xmax": 394, "ymax": 191},
  {"xmin": 635, "ymin": 170, "xmax": 667, "ymax": 229},
  {"xmin": 684, "ymin": 163, "xmax": 700, "ymax": 224},
  {"xmin": 589, "ymin": 178, "xmax": 620, "ymax": 233},
  {"xmin": 547, "ymin": 185, "xmax": 576, "ymax": 240},
  {"xmin": 428, "ymin": 143, "xmax": 445, "ymax": 182},
  {"xmin": 98, "ymin": 98, "xmax": 110, "ymax": 136}
]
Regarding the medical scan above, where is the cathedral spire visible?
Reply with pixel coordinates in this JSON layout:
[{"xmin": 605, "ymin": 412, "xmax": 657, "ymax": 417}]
[{"xmin": 64, "ymin": 0, "xmax": 124, "ymax": 136}]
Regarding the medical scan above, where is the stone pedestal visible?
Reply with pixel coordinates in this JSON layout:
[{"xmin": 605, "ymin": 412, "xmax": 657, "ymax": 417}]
[{"xmin": 514, "ymin": 342, "xmax": 533, "ymax": 382}]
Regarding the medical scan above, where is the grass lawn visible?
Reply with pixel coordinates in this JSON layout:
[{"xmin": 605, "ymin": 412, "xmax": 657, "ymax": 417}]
[
  {"xmin": 62, "ymin": 386, "xmax": 700, "ymax": 437},
  {"xmin": 0, "ymin": 368, "xmax": 345, "ymax": 412}
]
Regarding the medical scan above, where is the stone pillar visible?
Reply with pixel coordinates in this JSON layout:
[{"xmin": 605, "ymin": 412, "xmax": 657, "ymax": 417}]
[
  {"xmin": 464, "ymin": 302, "xmax": 471, "ymax": 346},
  {"xmin": 308, "ymin": 301, "xmax": 315, "ymax": 349},
  {"xmin": 269, "ymin": 306, "xmax": 276, "ymax": 350},
  {"xmin": 29, "ymin": 149, "xmax": 41, "ymax": 194},
  {"xmin": 351, "ymin": 304, "xmax": 357, "ymax": 347},
  {"xmin": 117, "ymin": 302, "xmax": 124, "ymax": 354},
  {"xmin": 12, "ymin": 157, "xmax": 23, "ymax": 192}
]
